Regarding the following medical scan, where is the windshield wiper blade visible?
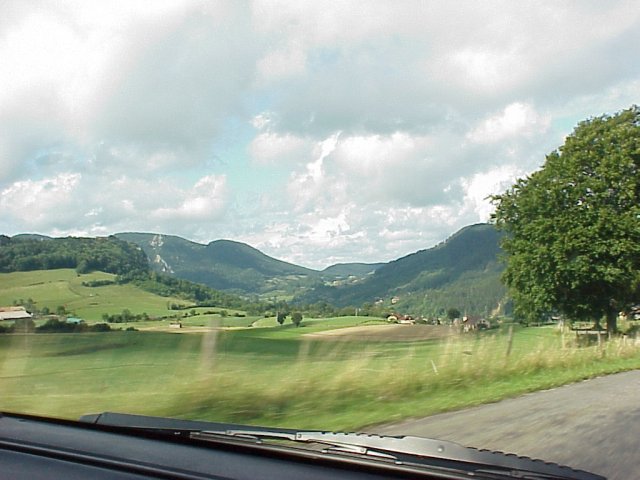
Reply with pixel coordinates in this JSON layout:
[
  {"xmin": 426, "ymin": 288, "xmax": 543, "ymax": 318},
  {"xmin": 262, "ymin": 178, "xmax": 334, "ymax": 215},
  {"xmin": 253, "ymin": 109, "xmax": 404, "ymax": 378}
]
[
  {"xmin": 80, "ymin": 412, "xmax": 605, "ymax": 480},
  {"xmin": 190, "ymin": 430, "xmax": 398, "ymax": 460},
  {"xmin": 190, "ymin": 429, "xmax": 599, "ymax": 480}
]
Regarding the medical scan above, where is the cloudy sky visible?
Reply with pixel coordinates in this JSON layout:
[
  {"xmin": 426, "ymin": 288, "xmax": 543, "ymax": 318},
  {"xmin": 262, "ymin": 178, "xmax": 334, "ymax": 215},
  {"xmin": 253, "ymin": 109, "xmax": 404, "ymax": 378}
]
[{"xmin": 1, "ymin": 0, "xmax": 639, "ymax": 269}]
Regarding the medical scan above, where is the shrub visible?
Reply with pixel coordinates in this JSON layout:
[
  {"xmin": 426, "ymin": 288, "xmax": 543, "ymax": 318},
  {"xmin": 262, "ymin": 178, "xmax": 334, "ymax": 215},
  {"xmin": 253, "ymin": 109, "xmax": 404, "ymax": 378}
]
[{"xmin": 89, "ymin": 323, "xmax": 111, "ymax": 332}]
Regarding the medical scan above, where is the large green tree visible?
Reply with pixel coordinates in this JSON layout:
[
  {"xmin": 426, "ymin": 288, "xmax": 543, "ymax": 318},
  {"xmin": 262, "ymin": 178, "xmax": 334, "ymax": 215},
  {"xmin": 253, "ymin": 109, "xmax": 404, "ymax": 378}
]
[{"xmin": 491, "ymin": 107, "xmax": 640, "ymax": 331}]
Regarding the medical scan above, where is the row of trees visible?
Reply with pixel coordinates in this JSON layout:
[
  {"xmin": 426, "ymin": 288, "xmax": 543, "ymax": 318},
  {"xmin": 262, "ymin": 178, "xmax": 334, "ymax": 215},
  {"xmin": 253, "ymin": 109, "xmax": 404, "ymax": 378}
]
[
  {"xmin": 276, "ymin": 311, "xmax": 304, "ymax": 327},
  {"xmin": 10, "ymin": 299, "xmax": 69, "ymax": 317},
  {"xmin": 0, "ymin": 236, "xmax": 148, "ymax": 275},
  {"xmin": 126, "ymin": 271, "xmax": 246, "ymax": 309},
  {"xmin": 102, "ymin": 310, "xmax": 150, "ymax": 323},
  {"xmin": 0, "ymin": 318, "xmax": 112, "ymax": 334},
  {"xmin": 252, "ymin": 299, "xmax": 389, "ymax": 320}
]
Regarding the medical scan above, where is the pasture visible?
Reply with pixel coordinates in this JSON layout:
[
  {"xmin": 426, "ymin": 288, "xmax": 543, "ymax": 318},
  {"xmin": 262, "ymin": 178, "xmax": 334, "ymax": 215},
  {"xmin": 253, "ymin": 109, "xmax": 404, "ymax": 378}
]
[
  {"xmin": 0, "ymin": 269, "xmax": 189, "ymax": 321},
  {"xmin": 1, "ymin": 319, "xmax": 640, "ymax": 431}
]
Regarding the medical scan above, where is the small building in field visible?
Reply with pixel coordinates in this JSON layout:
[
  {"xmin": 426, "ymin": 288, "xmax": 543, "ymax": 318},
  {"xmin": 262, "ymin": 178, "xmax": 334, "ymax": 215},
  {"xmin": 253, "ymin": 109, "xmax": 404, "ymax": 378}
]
[
  {"xmin": 461, "ymin": 316, "xmax": 490, "ymax": 332},
  {"xmin": 387, "ymin": 313, "xmax": 415, "ymax": 325},
  {"xmin": 629, "ymin": 305, "xmax": 640, "ymax": 320},
  {"xmin": 65, "ymin": 317, "xmax": 85, "ymax": 325},
  {"xmin": 0, "ymin": 306, "xmax": 33, "ymax": 322}
]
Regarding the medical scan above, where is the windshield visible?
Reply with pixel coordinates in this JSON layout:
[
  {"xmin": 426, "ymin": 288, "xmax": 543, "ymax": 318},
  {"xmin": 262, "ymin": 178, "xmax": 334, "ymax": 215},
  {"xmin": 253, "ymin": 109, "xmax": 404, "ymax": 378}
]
[{"xmin": 1, "ymin": 2, "xmax": 639, "ymax": 480}]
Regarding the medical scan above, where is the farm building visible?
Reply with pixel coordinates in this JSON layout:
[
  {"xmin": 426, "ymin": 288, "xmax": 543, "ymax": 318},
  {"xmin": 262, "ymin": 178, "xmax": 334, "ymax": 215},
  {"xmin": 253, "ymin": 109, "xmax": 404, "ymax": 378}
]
[
  {"xmin": 0, "ymin": 306, "xmax": 33, "ymax": 322},
  {"xmin": 461, "ymin": 316, "xmax": 490, "ymax": 332},
  {"xmin": 387, "ymin": 314, "xmax": 415, "ymax": 324},
  {"xmin": 620, "ymin": 305, "xmax": 640, "ymax": 321},
  {"xmin": 65, "ymin": 317, "xmax": 85, "ymax": 325}
]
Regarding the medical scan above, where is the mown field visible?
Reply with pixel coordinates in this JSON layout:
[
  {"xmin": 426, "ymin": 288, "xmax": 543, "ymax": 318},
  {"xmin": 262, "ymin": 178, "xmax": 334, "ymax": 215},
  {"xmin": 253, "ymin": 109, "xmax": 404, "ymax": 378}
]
[{"xmin": 2, "ymin": 319, "xmax": 640, "ymax": 431}]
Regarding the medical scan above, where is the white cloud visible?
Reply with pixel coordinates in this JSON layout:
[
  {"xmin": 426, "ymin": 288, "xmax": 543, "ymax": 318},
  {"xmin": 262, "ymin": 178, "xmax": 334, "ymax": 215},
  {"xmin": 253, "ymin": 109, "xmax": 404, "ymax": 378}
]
[
  {"xmin": 447, "ymin": 48, "xmax": 529, "ymax": 92},
  {"xmin": 251, "ymin": 0, "xmax": 401, "ymax": 47},
  {"xmin": 0, "ymin": 173, "xmax": 81, "ymax": 229},
  {"xmin": 467, "ymin": 103, "xmax": 551, "ymax": 143},
  {"xmin": 333, "ymin": 133, "xmax": 432, "ymax": 173},
  {"xmin": 256, "ymin": 41, "xmax": 307, "ymax": 82},
  {"xmin": 0, "ymin": 171, "xmax": 228, "ymax": 240},
  {"xmin": 1, "ymin": 1, "xmax": 639, "ymax": 268},
  {"xmin": 0, "ymin": 1, "xmax": 186, "ymax": 171},
  {"xmin": 1, "ymin": 173, "xmax": 80, "ymax": 208},
  {"xmin": 460, "ymin": 165, "xmax": 526, "ymax": 221},
  {"xmin": 292, "ymin": 130, "xmax": 462, "ymax": 210},
  {"xmin": 153, "ymin": 175, "xmax": 227, "ymax": 222},
  {"xmin": 249, "ymin": 131, "xmax": 311, "ymax": 165},
  {"xmin": 0, "ymin": 1, "xmax": 258, "ymax": 181},
  {"xmin": 286, "ymin": 133, "xmax": 340, "ymax": 211},
  {"xmin": 307, "ymin": 210, "xmax": 356, "ymax": 242}
]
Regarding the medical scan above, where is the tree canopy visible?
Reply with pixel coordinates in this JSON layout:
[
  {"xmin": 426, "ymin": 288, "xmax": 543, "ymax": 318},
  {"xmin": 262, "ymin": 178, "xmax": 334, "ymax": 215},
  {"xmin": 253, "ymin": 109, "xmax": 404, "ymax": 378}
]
[
  {"xmin": 0, "ymin": 235, "xmax": 148, "ymax": 275},
  {"xmin": 291, "ymin": 312, "xmax": 303, "ymax": 327},
  {"xmin": 491, "ymin": 107, "xmax": 640, "ymax": 330}
]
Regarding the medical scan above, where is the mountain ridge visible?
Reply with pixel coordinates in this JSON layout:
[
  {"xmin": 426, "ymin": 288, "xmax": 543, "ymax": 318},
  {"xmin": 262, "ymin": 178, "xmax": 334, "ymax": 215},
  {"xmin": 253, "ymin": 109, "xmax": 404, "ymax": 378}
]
[
  {"xmin": 294, "ymin": 224, "xmax": 506, "ymax": 316},
  {"xmin": 115, "ymin": 232, "xmax": 320, "ymax": 294},
  {"xmin": 2, "ymin": 224, "xmax": 506, "ymax": 315}
]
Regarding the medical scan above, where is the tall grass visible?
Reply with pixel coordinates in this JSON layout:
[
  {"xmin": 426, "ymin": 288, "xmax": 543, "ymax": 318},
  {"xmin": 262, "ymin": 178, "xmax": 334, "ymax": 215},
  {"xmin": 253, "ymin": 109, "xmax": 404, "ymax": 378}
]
[
  {"xmin": 1, "ymin": 327, "xmax": 639, "ymax": 430},
  {"xmin": 165, "ymin": 329, "xmax": 640, "ymax": 430}
]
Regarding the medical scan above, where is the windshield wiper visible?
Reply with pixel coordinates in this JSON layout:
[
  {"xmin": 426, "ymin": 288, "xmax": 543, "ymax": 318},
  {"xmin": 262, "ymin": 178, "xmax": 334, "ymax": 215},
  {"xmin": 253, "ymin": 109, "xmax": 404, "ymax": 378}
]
[
  {"xmin": 189, "ymin": 429, "xmax": 602, "ymax": 480},
  {"xmin": 80, "ymin": 412, "xmax": 605, "ymax": 480},
  {"xmin": 190, "ymin": 429, "xmax": 399, "ymax": 460}
]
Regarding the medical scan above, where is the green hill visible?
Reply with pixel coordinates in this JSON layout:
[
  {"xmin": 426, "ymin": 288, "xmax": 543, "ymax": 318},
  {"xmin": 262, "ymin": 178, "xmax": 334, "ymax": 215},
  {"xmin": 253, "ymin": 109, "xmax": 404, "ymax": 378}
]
[
  {"xmin": 116, "ymin": 233, "xmax": 320, "ymax": 296},
  {"xmin": 0, "ymin": 269, "xmax": 186, "ymax": 321},
  {"xmin": 295, "ymin": 224, "xmax": 507, "ymax": 316},
  {"xmin": 0, "ymin": 234, "xmax": 247, "ymax": 312}
]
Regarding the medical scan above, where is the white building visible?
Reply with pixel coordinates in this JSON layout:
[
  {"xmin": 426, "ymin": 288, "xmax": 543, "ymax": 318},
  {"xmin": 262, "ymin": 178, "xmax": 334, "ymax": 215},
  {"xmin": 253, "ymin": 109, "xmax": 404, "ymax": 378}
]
[{"xmin": 0, "ymin": 306, "xmax": 33, "ymax": 321}]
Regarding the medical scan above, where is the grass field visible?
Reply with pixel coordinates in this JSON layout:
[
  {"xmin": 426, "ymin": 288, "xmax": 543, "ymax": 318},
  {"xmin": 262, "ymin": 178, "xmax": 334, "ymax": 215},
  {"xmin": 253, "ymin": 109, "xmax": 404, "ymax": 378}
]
[
  {"xmin": 3, "ymin": 270, "xmax": 640, "ymax": 431},
  {"xmin": 1, "ymin": 319, "xmax": 640, "ymax": 432},
  {"xmin": 0, "ymin": 269, "xmax": 194, "ymax": 321}
]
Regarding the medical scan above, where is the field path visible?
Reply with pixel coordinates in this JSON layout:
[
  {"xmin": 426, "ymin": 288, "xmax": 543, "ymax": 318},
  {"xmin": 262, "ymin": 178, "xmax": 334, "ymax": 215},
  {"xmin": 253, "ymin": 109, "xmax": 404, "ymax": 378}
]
[
  {"xmin": 303, "ymin": 324, "xmax": 454, "ymax": 341},
  {"xmin": 372, "ymin": 369, "xmax": 640, "ymax": 480}
]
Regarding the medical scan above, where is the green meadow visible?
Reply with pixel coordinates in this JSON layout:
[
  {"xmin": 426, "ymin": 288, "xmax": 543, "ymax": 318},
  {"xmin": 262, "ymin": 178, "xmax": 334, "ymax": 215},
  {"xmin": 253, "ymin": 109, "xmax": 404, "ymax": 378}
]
[
  {"xmin": 2, "ymin": 323, "xmax": 640, "ymax": 431},
  {"xmin": 2, "ymin": 269, "xmax": 640, "ymax": 431}
]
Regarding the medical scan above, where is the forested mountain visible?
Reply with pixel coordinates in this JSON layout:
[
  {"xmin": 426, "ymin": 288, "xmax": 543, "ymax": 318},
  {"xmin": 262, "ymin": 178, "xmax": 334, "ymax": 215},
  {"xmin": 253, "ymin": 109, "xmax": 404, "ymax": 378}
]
[
  {"xmin": 0, "ymin": 235, "xmax": 148, "ymax": 275},
  {"xmin": 2, "ymin": 224, "xmax": 507, "ymax": 316},
  {"xmin": 115, "ymin": 233, "xmax": 319, "ymax": 294},
  {"xmin": 295, "ymin": 224, "xmax": 506, "ymax": 316}
]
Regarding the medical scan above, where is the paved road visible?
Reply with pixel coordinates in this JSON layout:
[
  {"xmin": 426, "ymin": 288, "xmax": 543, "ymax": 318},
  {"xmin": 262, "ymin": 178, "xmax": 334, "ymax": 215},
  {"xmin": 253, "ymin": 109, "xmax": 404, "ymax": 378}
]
[{"xmin": 373, "ymin": 370, "xmax": 640, "ymax": 479}]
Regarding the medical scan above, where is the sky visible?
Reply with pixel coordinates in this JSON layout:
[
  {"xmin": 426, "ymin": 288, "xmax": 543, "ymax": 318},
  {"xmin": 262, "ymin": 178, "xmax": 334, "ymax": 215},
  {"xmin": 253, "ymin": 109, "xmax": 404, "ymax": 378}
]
[{"xmin": 1, "ymin": 0, "xmax": 639, "ymax": 269}]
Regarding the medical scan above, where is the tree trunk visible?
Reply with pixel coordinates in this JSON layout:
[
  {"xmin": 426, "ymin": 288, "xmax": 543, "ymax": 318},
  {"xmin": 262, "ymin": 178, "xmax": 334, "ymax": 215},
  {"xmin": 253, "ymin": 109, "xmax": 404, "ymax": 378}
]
[{"xmin": 606, "ymin": 310, "xmax": 618, "ymax": 334}]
